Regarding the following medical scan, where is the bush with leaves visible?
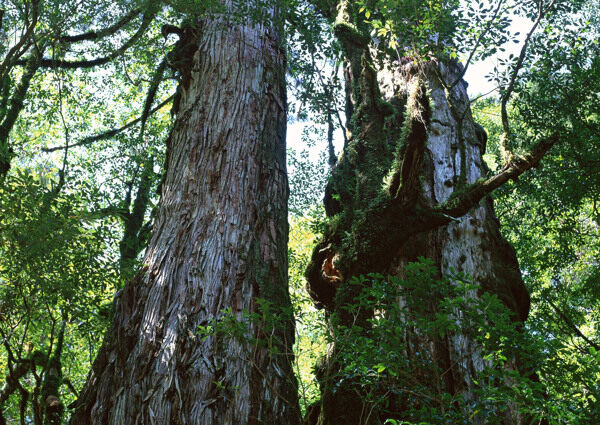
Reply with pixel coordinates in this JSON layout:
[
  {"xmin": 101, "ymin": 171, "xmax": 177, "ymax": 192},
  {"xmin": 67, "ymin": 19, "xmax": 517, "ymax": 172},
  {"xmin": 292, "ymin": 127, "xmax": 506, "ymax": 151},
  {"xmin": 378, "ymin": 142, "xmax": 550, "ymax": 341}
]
[
  {"xmin": 0, "ymin": 170, "xmax": 119, "ymax": 425},
  {"xmin": 309, "ymin": 258, "xmax": 554, "ymax": 424}
]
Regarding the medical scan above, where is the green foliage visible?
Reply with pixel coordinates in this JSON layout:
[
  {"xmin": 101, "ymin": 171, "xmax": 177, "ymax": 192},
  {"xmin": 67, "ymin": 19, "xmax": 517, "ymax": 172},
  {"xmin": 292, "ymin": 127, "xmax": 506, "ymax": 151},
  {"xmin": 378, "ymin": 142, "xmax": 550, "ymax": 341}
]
[
  {"xmin": 288, "ymin": 127, "xmax": 330, "ymax": 216},
  {"xmin": 356, "ymin": 0, "xmax": 458, "ymax": 56},
  {"xmin": 321, "ymin": 259, "xmax": 549, "ymax": 424},
  {"xmin": 0, "ymin": 170, "xmax": 118, "ymax": 423},
  {"xmin": 289, "ymin": 215, "xmax": 328, "ymax": 412},
  {"xmin": 472, "ymin": 50, "xmax": 600, "ymax": 421},
  {"xmin": 161, "ymin": 0, "xmax": 224, "ymax": 15},
  {"xmin": 286, "ymin": 1, "xmax": 344, "ymax": 124},
  {"xmin": 1, "ymin": 2, "xmax": 173, "ymax": 421},
  {"xmin": 198, "ymin": 253, "xmax": 598, "ymax": 423}
]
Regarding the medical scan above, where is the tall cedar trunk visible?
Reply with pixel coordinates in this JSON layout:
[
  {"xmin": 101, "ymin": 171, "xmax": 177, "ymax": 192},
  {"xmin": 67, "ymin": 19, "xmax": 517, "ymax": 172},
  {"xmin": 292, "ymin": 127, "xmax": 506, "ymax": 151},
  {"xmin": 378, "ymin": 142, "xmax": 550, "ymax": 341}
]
[
  {"xmin": 383, "ymin": 62, "xmax": 529, "ymax": 424},
  {"xmin": 70, "ymin": 6, "xmax": 300, "ymax": 425},
  {"xmin": 305, "ymin": 3, "xmax": 534, "ymax": 424}
]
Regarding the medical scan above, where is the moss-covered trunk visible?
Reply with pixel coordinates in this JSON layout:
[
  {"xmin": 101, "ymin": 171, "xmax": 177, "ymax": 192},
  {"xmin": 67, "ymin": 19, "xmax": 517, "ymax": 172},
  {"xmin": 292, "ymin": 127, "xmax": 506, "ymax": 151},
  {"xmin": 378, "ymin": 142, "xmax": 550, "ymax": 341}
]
[
  {"xmin": 70, "ymin": 5, "xmax": 300, "ymax": 424},
  {"xmin": 304, "ymin": 2, "xmax": 542, "ymax": 424}
]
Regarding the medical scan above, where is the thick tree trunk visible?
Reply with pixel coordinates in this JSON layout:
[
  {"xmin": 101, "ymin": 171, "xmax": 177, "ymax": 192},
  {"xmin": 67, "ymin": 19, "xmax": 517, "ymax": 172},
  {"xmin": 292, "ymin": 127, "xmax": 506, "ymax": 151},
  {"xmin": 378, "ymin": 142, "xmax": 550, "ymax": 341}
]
[
  {"xmin": 383, "ymin": 62, "xmax": 529, "ymax": 424},
  {"xmin": 71, "ymin": 7, "xmax": 300, "ymax": 425},
  {"xmin": 305, "ymin": 3, "xmax": 539, "ymax": 424}
]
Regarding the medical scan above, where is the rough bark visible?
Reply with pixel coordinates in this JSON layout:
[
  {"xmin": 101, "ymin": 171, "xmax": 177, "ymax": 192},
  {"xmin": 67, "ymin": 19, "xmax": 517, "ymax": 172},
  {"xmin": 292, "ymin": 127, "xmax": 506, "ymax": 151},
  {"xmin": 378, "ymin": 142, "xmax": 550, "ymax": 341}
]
[
  {"xmin": 384, "ymin": 62, "xmax": 529, "ymax": 424},
  {"xmin": 304, "ymin": 2, "xmax": 551, "ymax": 424},
  {"xmin": 70, "ymin": 5, "xmax": 300, "ymax": 425}
]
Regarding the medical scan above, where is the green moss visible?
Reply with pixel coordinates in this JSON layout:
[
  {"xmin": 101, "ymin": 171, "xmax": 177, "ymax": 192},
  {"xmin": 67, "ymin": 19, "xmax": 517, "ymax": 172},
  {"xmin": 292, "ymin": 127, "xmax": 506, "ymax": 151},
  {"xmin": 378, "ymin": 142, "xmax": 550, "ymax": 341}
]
[
  {"xmin": 439, "ymin": 180, "xmax": 481, "ymax": 211},
  {"xmin": 333, "ymin": 21, "xmax": 370, "ymax": 49},
  {"xmin": 376, "ymin": 98, "xmax": 395, "ymax": 116},
  {"xmin": 386, "ymin": 80, "xmax": 430, "ymax": 198}
]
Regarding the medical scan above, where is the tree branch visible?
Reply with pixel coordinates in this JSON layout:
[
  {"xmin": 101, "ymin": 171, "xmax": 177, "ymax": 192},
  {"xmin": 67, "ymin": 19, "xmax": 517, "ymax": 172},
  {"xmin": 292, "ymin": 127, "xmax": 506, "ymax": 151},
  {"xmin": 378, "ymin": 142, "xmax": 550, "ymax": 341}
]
[
  {"xmin": 500, "ymin": 0, "xmax": 557, "ymax": 151},
  {"xmin": 0, "ymin": 0, "xmax": 39, "ymax": 78},
  {"xmin": 22, "ymin": 13, "xmax": 153, "ymax": 70},
  {"xmin": 87, "ymin": 205, "xmax": 130, "ymax": 221},
  {"xmin": 547, "ymin": 298, "xmax": 599, "ymax": 351},
  {"xmin": 326, "ymin": 96, "xmax": 337, "ymax": 170},
  {"xmin": 450, "ymin": 0, "xmax": 505, "ymax": 89},
  {"xmin": 437, "ymin": 134, "xmax": 557, "ymax": 219},
  {"xmin": 0, "ymin": 350, "xmax": 31, "ymax": 405},
  {"xmin": 62, "ymin": 378, "xmax": 79, "ymax": 399},
  {"xmin": 1, "ymin": 47, "xmax": 42, "ymax": 176},
  {"xmin": 57, "ymin": 8, "xmax": 142, "ymax": 43},
  {"xmin": 42, "ymin": 95, "xmax": 173, "ymax": 152},
  {"xmin": 139, "ymin": 57, "xmax": 168, "ymax": 138}
]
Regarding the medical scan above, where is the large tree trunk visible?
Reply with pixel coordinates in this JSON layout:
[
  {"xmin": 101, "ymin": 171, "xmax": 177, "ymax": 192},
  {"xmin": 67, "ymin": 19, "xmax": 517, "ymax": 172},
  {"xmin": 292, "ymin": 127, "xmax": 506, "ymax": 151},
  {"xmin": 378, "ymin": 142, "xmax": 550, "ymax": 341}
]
[
  {"xmin": 70, "ymin": 6, "xmax": 300, "ymax": 425},
  {"xmin": 305, "ymin": 3, "xmax": 541, "ymax": 424},
  {"xmin": 381, "ymin": 62, "xmax": 529, "ymax": 424}
]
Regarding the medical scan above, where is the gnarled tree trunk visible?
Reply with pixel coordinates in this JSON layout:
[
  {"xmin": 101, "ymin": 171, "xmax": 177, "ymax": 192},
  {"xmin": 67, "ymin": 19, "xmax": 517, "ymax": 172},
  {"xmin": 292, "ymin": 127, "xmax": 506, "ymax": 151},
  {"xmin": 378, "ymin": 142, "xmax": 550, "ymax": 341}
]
[
  {"xmin": 304, "ymin": 2, "xmax": 549, "ymax": 424},
  {"xmin": 383, "ymin": 62, "xmax": 530, "ymax": 424},
  {"xmin": 70, "ymin": 5, "xmax": 300, "ymax": 425}
]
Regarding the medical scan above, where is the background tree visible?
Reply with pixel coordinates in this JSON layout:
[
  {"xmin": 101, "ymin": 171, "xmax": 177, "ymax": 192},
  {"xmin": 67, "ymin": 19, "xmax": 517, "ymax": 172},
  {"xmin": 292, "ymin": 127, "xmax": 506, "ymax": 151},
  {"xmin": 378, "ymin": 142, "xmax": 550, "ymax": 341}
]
[
  {"xmin": 300, "ymin": 0, "xmax": 599, "ymax": 423},
  {"xmin": 1, "ymin": 0, "xmax": 174, "ymax": 422},
  {"xmin": 0, "ymin": 0, "xmax": 163, "ymax": 177},
  {"xmin": 0, "ymin": 171, "xmax": 119, "ymax": 425}
]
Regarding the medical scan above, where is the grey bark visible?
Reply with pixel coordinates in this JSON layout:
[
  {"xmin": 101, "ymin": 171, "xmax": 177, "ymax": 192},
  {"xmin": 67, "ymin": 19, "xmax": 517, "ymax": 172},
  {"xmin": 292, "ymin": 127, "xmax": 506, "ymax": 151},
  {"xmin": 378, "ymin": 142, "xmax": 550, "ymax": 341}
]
[
  {"xmin": 383, "ymin": 61, "xmax": 529, "ymax": 424},
  {"xmin": 304, "ymin": 2, "xmax": 548, "ymax": 423},
  {"xmin": 71, "ymin": 6, "xmax": 300, "ymax": 425}
]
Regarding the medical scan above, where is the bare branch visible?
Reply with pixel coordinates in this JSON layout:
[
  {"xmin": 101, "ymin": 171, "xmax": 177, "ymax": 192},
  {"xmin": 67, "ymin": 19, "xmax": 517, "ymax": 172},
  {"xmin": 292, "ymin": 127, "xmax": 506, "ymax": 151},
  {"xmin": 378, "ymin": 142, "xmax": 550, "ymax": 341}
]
[
  {"xmin": 450, "ymin": 0, "xmax": 506, "ymax": 89},
  {"xmin": 62, "ymin": 378, "xmax": 79, "ymax": 398},
  {"xmin": 469, "ymin": 87, "xmax": 499, "ymax": 104}
]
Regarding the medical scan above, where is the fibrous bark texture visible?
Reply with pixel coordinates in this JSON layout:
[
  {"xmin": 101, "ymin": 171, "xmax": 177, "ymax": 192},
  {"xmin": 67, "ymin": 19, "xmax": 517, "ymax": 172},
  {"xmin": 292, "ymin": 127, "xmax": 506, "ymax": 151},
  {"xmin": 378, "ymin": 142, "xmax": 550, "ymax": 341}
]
[{"xmin": 71, "ymin": 6, "xmax": 300, "ymax": 425}]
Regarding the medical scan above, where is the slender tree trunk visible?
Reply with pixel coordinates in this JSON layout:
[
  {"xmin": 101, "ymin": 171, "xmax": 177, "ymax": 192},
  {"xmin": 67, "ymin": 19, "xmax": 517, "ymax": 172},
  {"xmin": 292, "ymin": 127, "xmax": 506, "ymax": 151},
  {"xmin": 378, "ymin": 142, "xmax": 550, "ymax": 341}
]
[
  {"xmin": 42, "ymin": 320, "xmax": 66, "ymax": 425},
  {"xmin": 71, "ymin": 5, "xmax": 300, "ymax": 425},
  {"xmin": 118, "ymin": 157, "xmax": 154, "ymax": 281},
  {"xmin": 0, "ymin": 47, "xmax": 42, "ymax": 178},
  {"xmin": 305, "ymin": 3, "xmax": 538, "ymax": 424}
]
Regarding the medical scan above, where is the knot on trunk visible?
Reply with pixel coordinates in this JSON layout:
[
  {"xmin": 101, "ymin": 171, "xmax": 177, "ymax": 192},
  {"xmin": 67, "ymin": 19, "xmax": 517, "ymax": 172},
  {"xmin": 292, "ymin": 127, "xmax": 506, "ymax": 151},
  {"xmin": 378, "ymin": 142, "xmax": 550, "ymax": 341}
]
[{"xmin": 305, "ymin": 243, "xmax": 342, "ymax": 310}]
